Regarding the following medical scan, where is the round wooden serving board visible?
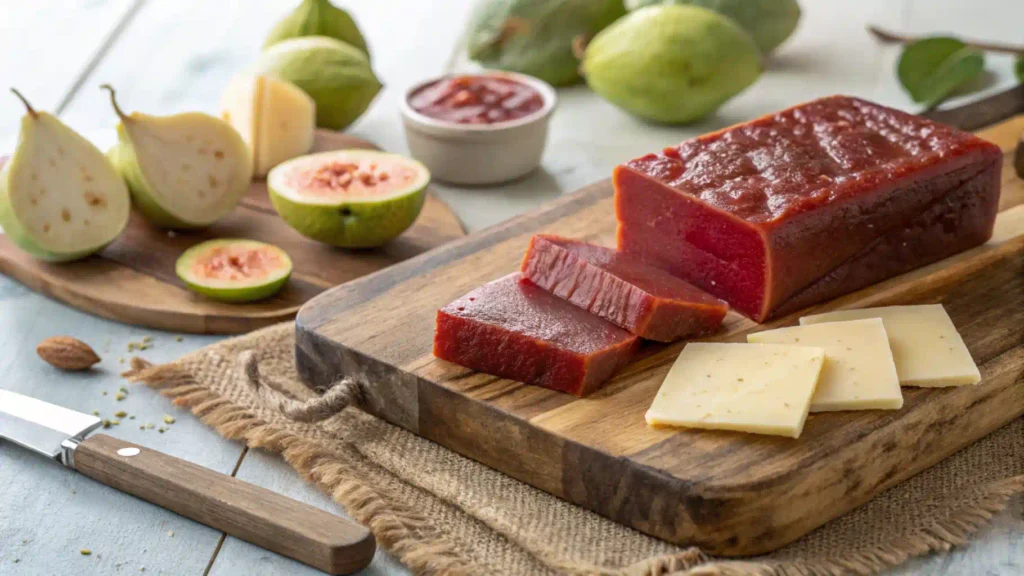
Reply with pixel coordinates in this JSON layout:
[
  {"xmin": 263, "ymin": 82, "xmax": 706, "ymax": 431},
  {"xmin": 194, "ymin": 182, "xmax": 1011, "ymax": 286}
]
[{"xmin": 0, "ymin": 130, "xmax": 466, "ymax": 334}]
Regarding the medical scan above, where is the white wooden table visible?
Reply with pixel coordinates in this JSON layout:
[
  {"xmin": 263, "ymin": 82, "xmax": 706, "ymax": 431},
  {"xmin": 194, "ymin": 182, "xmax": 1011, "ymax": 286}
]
[{"xmin": 1, "ymin": 1, "xmax": 1021, "ymax": 574}]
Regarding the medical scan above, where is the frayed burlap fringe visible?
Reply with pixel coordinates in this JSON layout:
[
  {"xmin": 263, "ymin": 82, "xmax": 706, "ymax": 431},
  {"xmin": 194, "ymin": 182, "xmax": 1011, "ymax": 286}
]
[
  {"xmin": 123, "ymin": 350, "xmax": 1023, "ymax": 576},
  {"xmin": 125, "ymin": 357, "xmax": 483, "ymax": 575}
]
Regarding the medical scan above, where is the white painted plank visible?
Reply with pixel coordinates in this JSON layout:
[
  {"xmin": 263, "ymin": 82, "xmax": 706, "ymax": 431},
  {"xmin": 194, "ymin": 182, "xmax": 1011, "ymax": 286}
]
[
  {"xmin": 0, "ymin": 0, "xmax": 138, "ymax": 140},
  {"xmin": 0, "ymin": 277, "xmax": 240, "ymax": 574}
]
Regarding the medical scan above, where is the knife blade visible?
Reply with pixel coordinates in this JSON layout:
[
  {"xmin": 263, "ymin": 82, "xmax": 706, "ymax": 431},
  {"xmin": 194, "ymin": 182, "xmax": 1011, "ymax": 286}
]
[
  {"xmin": 0, "ymin": 389, "xmax": 375, "ymax": 575},
  {"xmin": 0, "ymin": 389, "xmax": 100, "ymax": 460}
]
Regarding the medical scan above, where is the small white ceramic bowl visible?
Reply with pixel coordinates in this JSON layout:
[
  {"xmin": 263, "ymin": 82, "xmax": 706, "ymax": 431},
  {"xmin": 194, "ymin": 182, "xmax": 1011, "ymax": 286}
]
[{"xmin": 400, "ymin": 71, "xmax": 557, "ymax": 186}]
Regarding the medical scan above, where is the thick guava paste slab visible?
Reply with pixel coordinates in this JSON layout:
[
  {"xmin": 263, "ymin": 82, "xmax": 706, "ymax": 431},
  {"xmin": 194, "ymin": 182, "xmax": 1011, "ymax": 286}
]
[
  {"xmin": 614, "ymin": 95, "xmax": 1002, "ymax": 321},
  {"xmin": 433, "ymin": 273, "xmax": 638, "ymax": 397},
  {"xmin": 520, "ymin": 235, "xmax": 727, "ymax": 342}
]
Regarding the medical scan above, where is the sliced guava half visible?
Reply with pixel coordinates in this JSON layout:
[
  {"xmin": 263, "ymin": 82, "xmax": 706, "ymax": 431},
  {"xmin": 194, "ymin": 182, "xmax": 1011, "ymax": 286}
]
[
  {"xmin": 175, "ymin": 238, "xmax": 292, "ymax": 303},
  {"xmin": 103, "ymin": 86, "xmax": 254, "ymax": 229},
  {"xmin": 267, "ymin": 149, "xmax": 429, "ymax": 248},
  {"xmin": 0, "ymin": 90, "xmax": 130, "ymax": 262}
]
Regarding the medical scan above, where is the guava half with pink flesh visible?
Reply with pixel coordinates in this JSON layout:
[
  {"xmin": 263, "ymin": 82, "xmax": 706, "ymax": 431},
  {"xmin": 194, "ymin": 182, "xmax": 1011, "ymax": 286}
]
[
  {"xmin": 175, "ymin": 238, "xmax": 292, "ymax": 302},
  {"xmin": 267, "ymin": 149, "xmax": 429, "ymax": 248}
]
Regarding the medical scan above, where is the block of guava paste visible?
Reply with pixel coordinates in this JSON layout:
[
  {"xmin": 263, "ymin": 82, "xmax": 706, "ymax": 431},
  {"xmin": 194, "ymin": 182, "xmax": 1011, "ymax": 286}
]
[{"xmin": 615, "ymin": 95, "xmax": 1002, "ymax": 321}]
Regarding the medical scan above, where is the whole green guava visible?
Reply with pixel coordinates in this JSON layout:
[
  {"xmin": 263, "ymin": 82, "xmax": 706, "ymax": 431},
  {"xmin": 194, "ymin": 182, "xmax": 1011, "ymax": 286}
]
[
  {"xmin": 263, "ymin": 0, "xmax": 369, "ymax": 58},
  {"xmin": 582, "ymin": 5, "xmax": 762, "ymax": 125},
  {"xmin": 466, "ymin": 0, "xmax": 626, "ymax": 86},
  {"xmin": 253, "ymin": 36, "xmax": 381, "ymax": 130},
  {"xmin": 625, "ymin": 0, "xmax": 801, "ymax": 54}
]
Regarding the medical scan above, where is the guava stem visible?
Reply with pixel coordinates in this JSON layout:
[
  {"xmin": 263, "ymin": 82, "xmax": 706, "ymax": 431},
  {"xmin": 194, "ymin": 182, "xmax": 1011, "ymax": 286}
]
[
  {"xmin": 100, "ymin": 84, "xmax": 130, "ymax": 121},
  {"xmin": 867, "ymin": 25, "xmax": 1024, "ymax": 55},
  {"xmin": 10, "ymin": 88, "xmax": 38, "ymax": 118}
]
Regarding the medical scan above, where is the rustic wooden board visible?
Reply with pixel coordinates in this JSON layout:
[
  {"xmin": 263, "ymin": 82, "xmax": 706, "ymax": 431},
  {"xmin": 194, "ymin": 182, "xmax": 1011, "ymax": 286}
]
[
  {"xmin": 0, "ymin": 130, "xmax": 465, "ymax": 334},
  {"xmin": 295, "ymin": 117, "xmax": 1024, "ymax": 557}
]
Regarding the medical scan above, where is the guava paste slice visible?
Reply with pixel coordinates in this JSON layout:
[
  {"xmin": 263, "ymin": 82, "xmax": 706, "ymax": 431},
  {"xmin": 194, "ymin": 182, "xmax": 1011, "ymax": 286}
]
[
  {"xmin": 615, "ymin": 95, "xmax": 1002, "ymax": 321},
  {"xmin": 521, "ymin": 235, "xmax": 727, "ymax": 342},
  {"xmin": 434, "ymin": 273, "xmax": 639, "ymax": 397},
  {"xmin": 269, "ymin": 149, "xmax": 428, "ymax": 204}
]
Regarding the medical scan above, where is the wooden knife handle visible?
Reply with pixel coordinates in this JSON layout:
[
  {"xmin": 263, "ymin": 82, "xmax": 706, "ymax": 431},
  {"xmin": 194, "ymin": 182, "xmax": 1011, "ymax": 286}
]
[{"xmin": 73, "ymin": 434, "xmax": 375, "ymax": 575}]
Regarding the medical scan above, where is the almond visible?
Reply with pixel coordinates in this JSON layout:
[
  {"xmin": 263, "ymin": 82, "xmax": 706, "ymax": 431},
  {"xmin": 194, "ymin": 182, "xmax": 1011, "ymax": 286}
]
[{"xmin": 36, "ymin": 336, "xmax": 101, "ymax": 371}]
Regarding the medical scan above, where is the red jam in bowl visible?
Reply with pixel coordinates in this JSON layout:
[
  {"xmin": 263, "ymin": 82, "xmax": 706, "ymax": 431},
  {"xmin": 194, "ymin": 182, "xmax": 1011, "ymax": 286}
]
[{"xmin": 408, "ymin": 75, "xmax": 545, "ymax": 125}]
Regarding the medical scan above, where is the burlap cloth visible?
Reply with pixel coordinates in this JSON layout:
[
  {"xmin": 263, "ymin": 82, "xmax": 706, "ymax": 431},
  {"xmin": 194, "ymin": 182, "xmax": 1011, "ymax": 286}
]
[{"xmin": 123, "ymin": 322, "xmax": 1023, "ymax": 575}]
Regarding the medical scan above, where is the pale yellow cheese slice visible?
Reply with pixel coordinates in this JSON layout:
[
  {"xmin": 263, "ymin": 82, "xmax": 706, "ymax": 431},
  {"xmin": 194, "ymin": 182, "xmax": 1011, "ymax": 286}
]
[
  {"xmin": 800, "ymin": 305, "xmax": 980, "ymax": 387},
  {"xmin": 220, "ymin": 74, "xmax": 315, "ymax": 177},
  {"xmin": 646, "ymin": 343, "xmax": 825, "ymax": 439},
  {"xmin": 748, "ymin": 319, "xmax": 902, "ymax": 412}
]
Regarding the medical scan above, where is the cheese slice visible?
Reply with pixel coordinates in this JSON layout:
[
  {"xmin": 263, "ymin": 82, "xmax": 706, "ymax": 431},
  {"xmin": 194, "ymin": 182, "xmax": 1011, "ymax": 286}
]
[
  {"xmin": 220, "ymin": 74, "xmax": 315, "ymax": 177},
  {"xmin": 748, "ymin": 319, "xmax": 902, "ymax": 412},
  {"xmin": 646, "ymin": 343, "xmax": 825, "ymax": 438},
  {"xmin": 800, "ymin": 305, "xmax": 980, "ymax": 387}
]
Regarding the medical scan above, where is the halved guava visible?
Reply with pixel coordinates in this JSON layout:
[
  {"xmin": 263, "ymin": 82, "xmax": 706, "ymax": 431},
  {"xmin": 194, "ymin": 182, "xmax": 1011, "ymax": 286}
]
[
  {"xmin": 175, "ymin": 239, "xmax": 292, "ymax": 303},
  {"xmin": 104, "ymin": 86, "xmax": 253, "ymax": 229},
  {"xmin": 267, "ymin": 149, "xmax": 429, "ymax": 248},
  {"xmin": 0, "ymin": 91, "xmax": 130, "ymax": 262}
]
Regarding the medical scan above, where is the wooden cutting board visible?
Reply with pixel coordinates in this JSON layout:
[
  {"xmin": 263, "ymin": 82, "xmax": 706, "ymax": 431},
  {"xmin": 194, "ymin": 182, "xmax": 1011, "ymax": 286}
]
[
  {"xmin": 0, "ymin": 130, "xmax": 465, "ymax": 334},
  {"xmin": 295, "ymin": 117, "xmax": 1024, "ymax": 556}
]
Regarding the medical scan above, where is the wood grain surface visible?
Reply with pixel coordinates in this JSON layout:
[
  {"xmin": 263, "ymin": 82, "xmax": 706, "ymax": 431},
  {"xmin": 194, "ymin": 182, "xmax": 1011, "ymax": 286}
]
[
  {"xmin": 295, "ymin": 116, "xmax": 1024, "ymax": 557},
  {"xmin": 0, "ymin": 130, "xmax": 465, "ymax": 335},
  {"xmin": 73, "ymin": 434, "xmax": 376, "ymax": 574}
]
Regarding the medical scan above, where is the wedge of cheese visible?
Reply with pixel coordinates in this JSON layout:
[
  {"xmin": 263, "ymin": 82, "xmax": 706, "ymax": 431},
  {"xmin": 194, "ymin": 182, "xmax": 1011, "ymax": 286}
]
[
  {"xmin": 220, "ymin": 74, "xmax": 315, "ymax": 177},
  {"xmin": 748, "ymin": 319, "xmax": 902, "ymax": 412},
  {"xmin": 800, "ymin": 305, "xmax": 980, "ymax": 387},
  {"xmin": 646, "ymin": 342, "xmax": 825, "ymax": 438}
]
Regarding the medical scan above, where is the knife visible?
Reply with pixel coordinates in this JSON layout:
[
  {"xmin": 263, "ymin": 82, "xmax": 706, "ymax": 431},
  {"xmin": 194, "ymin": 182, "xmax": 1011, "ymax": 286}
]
[{"xmin": 0, "ymin": 388, "xmax": 375, "ymax": 575}]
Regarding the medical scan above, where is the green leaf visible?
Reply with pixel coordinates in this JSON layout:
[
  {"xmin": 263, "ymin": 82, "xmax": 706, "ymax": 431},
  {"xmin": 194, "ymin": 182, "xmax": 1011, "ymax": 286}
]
[
  {"xmin": 897, "ymin": 37, "xmax": 985, "ymax": 108},
  {"xmin": 1015, "ymin": 53, "xmax": 1024, "ymax": 82}
]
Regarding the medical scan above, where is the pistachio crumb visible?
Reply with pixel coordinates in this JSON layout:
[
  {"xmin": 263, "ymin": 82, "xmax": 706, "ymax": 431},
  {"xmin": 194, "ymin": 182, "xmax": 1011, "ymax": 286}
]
[
  {"xmin": 92, "ymin": 411, "xmax": 100, "ymax": 416},
  {"xmin": 102, "ymin": 420, "xmax": 112, "ymax": 429},
  {"xmin": 111, "ymin": 419, "xmax": 120, "ymax": 426},
  {"xmin": 139, "ymin": 426, "xmax": 145, "ymax": 430},
  {"xmin": 115, "ymin": 392, "xmax": 126, "ymax": 401},
  {"xmin": 114, "ymin": 410, "xmax": 127, "ymax": 418},
  {"xmin": 167, "ymin": 530, "xmax": 174, "ymax": 537},
  {"xmin": 102, "ymin": 391, "xmax": 108, "ymax": 396},
  {"xmin": 129, "ymin": 415, "xmax": 136, "ymax": 420},
  {"xmin": 146, "ymin": 423, "xmax": 154, "ymax": 429},
  {"xmin": 163, "ymin": 415, "xmax": 176, "ymax": 425},
  {"xmin": 175, "ymin": 336, "xmax": 183, "ymax": 342},
  {"xmin": 142, "ymin": 336, "xmax": 153, "ymax": 343},
  {"xmin": 80, "ymin": 549, "xmax": 92, "ymax": 556},
  {"xmin": 158, "ymin": 428, "xmax": 166, "ymax": 433}
]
